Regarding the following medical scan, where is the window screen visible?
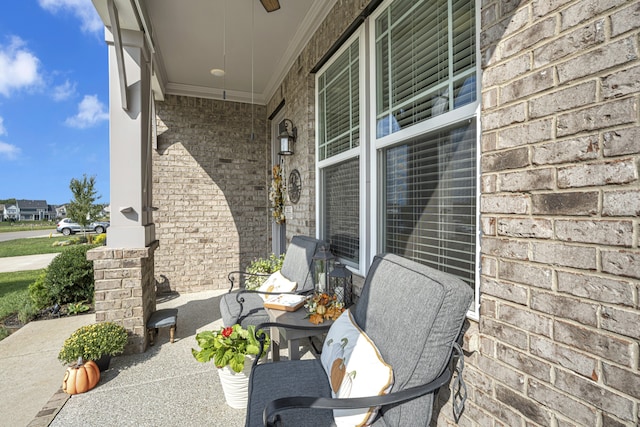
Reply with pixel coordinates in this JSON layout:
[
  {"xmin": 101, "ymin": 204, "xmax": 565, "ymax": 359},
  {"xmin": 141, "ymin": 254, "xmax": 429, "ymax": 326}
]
[{"xmin": 323, "ymin": 158, "xmax": 360, "ymax": 265}]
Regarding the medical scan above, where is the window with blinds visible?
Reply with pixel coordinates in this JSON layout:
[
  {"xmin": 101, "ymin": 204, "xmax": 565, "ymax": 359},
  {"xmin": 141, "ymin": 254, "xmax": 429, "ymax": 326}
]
[
  {"xmin": 375, "ymin": 0, "xmax": 476, "ymax": 135},
  {"xmin": 315, "ymin": 0, "xmax": 478, "ymax": 311},
  {"xmin": 323, "ymin": 158, "xmax": 360, "ymax": 264},
  {"xmin": 318, "ymin": 39, "xmax": 360, "ymax": 160},
  {"xmin": 383, "ymin": 120, "xmax": 476, "ymax": 287},
  {"xmin": 317, "ymin": 35, "xmax": 362, "ymax": 265}
]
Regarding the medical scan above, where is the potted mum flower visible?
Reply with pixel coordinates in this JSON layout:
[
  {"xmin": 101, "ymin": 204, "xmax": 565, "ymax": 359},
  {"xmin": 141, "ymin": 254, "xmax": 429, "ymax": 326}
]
[
  {"xmin": 58, "ymin": 322, "xmax": 128, "ymax": 371},
  {"xmin": 192, "ymin": 324, "xmax": 270, "ymax": 409}
]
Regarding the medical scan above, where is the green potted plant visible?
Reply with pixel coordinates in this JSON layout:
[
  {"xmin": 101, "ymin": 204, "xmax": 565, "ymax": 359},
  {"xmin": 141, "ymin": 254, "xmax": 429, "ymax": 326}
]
[
  {"xmin": 192, "ymin": 324, "xmax": 270, "ymax": 409},
  {"xmin": 245, "ymin": 253, "xmax": 285, "ymax": 290},
  {"xmin": 58, "ymin": 322, "xmax": 128, "ymax": 371}
]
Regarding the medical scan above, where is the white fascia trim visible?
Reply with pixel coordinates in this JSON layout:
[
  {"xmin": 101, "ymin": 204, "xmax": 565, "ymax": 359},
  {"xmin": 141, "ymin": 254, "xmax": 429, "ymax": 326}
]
[
  {"xmin": 263, "ymin": 0, "xmax": 339, "ymax": 103},
  {"xmin": 165, "ymin": 83, "xmax": 266, "ymax": 105}
]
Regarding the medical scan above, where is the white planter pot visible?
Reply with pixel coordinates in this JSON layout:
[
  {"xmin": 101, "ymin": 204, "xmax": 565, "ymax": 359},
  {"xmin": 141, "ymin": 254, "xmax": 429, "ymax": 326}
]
[{"xmin": 217, "ymin": 361, "xmax": 252, "ymax": 409}]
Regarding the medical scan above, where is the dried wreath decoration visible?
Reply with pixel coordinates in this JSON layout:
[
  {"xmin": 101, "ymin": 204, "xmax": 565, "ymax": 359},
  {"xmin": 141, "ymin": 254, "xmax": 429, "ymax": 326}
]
[
  {"xmin": 269, "ymin": 164, "xmax": 286, "ymax": 224},
  {"xmin": 305, "ymin": 292, "xmax": 345, "ymax": 325}
]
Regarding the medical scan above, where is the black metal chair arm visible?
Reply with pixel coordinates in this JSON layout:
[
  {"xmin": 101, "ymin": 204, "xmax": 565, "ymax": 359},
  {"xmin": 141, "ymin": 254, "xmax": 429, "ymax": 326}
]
[
  {"xmin": 252, "ymin": 321, "xmax": 332, "ymax": 368},
  {"xmin": 262, "ymin": 368, "xmax": 453, "ymax": 427},
  {"xmin": 226, "ymin": 271, "xmax": 271, "ymax": 293}
]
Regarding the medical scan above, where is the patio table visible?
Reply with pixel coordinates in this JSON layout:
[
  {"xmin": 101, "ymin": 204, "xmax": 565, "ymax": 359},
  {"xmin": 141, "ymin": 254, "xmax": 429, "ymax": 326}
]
[{"xmin": 265, "ymin": 306, "xmax": 333, "ymax": 361}]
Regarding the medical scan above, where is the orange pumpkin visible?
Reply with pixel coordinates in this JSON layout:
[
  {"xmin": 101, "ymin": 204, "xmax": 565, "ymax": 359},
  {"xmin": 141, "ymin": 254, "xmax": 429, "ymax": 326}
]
[{"xmin": 62, "ymin": 357, "xmax": 100, "ymax": 395}]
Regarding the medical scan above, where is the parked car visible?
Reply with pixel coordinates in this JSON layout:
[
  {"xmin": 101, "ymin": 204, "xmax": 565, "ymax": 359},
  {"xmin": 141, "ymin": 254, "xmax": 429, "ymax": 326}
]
[{"xmin": 56, "ymin": 218, "xmax": 110, "ymax": 236}]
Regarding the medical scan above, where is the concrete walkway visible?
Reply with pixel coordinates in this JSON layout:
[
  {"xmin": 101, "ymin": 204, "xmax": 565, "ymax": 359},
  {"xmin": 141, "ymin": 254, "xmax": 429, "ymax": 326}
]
[
  {"xmin": 0, "ymin": 312, "xmax": 95, "ymax": 426},
  {"xmin": 0, "ymin": 290, "xmax": 317, "ymax": 427},
  {"xmin": 0, "ymin": 253, "xmax": 58, "ymax": 273}
]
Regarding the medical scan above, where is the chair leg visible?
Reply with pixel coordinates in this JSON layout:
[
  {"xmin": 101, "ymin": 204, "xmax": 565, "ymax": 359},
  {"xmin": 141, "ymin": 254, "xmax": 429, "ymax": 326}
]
[
  {"xmin": 170, "ymin": 325, "xmax": 175, "ymax": 343},
  {"xmin": 148, "ymin": 329, "xmax": 155, "ymax": 346}
]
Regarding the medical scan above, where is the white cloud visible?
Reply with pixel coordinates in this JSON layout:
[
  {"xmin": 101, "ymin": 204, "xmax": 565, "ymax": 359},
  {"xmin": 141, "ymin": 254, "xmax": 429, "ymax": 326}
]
[
  {"xmin": 38, "ymin": 0, "xmax": 103, "ymax": 34},
  {"xmin": 0, "ymin": 116, "xmax": 6, "ymax": 136},
  {"xmin": 52, "ymin": 80, "xmax": 77, "ymax": 101},
  {"xmin": 0, "ymin": 37, "xmax": 43, "ymax": 97},
  {"xmin": 0, "ymin": 141, "xmax": 20, "ymax": 160},
  {"xmin": 65, "ymin": 94, "xmax": 109, "ymax": 128}
]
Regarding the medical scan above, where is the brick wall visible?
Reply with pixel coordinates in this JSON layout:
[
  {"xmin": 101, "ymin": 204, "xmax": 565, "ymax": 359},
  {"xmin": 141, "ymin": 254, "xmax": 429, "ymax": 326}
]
[
  {"xmin": 88, "ymin": 244, "xmax": 157, "ymax": 353},
  {"xmin": 266, "ymin": 2, "xmax": 365, "ymax": 240},
  {"xmin": 153, "ymin": 95, "xmax": 271, "ymax": 292},
  {"xmin": 434, "ymin": 1, "xmax": 640, "ymax": 426}
]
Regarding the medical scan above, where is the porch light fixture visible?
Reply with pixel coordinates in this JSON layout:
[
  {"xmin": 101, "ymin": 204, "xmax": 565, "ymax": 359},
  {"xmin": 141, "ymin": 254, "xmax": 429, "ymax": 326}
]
[{"xmin": 278, "ymin": 119, "xmax": 297, "ymax": 156}]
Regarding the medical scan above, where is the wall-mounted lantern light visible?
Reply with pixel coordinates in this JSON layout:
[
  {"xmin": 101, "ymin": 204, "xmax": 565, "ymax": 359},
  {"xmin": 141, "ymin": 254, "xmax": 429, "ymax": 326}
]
[{"xmin": 278, "ymin": 119, "xmax": 297, "ymax": 156}]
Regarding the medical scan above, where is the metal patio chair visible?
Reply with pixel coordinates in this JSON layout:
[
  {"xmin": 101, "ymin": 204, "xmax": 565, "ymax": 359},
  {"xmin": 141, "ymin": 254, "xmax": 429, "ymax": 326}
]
[
  {"xmin": 220, "ymin": 235, "xmax": 323, "ymax": 328},
  {"xmin": 246, "ymin": 253, "xmax": 473, "ymax": 427}
]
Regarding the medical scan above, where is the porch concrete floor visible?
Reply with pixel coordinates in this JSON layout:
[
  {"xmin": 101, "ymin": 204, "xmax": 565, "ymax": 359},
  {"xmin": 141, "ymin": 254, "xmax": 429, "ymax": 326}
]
[{"xmin": 1, "ymin": 289, "xmax": 318, "ymax": 427}]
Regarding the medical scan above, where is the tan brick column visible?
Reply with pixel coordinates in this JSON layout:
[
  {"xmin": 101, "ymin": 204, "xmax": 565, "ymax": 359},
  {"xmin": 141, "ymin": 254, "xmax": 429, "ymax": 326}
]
[{"xmin": 88, "ymin": 241, "xmax": 159, "ymax": 354}]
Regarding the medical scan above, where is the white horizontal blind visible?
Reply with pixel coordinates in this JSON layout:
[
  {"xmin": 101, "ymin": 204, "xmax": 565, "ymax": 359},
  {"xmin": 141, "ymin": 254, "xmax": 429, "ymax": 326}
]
[
  {"xmin": 384, "ymin": 120, "xmax": 476, "ymax": 286},
  {"xmin": 375, "ymin": 0, "xmax": 476, "ymax": 135},
  {"xmin": 318, "ymin": 40, "xmax": 360, "ymax": 160},
  {"xmin": 324, "ymin": 158, "xmax": 360, "ymax": 264}
]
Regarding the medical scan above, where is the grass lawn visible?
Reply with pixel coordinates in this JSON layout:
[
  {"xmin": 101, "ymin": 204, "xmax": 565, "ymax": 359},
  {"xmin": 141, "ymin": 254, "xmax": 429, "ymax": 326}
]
[
  {"xmin": 0, "ymin": 236, "xmax": 69, "ymax": 258},
  {"xmin": 0, "ymin": 269, "xmax": 43, "ymax": 321}
]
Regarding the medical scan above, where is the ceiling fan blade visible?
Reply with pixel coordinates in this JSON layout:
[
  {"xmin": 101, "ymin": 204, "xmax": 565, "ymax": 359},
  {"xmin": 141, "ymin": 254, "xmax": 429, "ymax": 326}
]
[{"xmin": 260, "ymin": 0, "xmax": 281, "ymax": 13}]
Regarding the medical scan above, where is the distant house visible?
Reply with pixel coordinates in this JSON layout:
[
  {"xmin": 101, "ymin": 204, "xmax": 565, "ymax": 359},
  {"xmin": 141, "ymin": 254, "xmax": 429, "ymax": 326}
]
[
  {"xmin": 16, "ymin": 200, "xmax": 49, "ymax": 221},
  {"xmin": 4, "ymin": 204, "xmax": 19, "ymax": 221},
  {"xmin": 55, "ymin": 205, "xmax": 67, "ymax": 219}
]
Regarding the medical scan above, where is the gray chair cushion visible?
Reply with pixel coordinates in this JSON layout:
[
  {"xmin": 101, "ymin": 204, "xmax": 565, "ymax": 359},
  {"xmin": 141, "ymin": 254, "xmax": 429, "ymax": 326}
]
[
  {"xmin": 245, "ymin": 360, "xmax": 335, "ymax": 427},
  {"xmin": 221, "ymin": 236, "xmax": 323, "ymax": 327},
  {"xmin": 220, "ymin": 292, "xmax": 269, "ymax": 328},
  {"xmin": 279, "ymin": 235, "xmax": 322, "ymax": 292},
  {"xmin": 353, "ymin": 253, "xmax": 473, "ymax": 427}
]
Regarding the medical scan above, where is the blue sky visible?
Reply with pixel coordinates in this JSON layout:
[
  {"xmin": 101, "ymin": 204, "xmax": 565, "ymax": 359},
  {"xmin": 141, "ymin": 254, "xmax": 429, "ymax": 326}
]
[{"xmin": 0, "ymin": 0, "xmax": 109, "ymax": 205}]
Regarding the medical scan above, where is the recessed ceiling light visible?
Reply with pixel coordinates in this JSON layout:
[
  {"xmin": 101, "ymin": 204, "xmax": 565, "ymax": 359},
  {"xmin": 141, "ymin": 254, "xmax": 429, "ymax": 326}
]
[{"xmin": 210, "ymin": 68, "xmax": 225, "ymax": 77}]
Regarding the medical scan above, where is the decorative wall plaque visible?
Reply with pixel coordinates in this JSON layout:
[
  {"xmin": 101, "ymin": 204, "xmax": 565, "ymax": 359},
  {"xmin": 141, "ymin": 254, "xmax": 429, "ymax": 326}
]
[{"xmin": 288, "ymin": 169, "xmax": 301, "ymax": 204}]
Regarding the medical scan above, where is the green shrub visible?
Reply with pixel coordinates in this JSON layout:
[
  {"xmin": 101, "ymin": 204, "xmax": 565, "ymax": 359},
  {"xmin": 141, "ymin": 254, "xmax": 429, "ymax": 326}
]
[
  {"xmin": 245, "ymin": 253, "xmax": 285, "ymax": 290},
  {"xmin": 67, "ymin": 302, "xmax": 90, "ymax": 315},
  {"xmin": 28, "ymin": 271, "xmax": 52, "ymax": 309},
  {"xmin": 94, "ymin": 233, "xmax": 106, "ymax": 245},
  {"xmin": 45, "ymin": 245, "xmax": 97, "ymax": 304},
  {"xmin": 17, "ymin": 296, "xmax": 38, "ymax": 324},
  {"xmin": 0, "ymin": 327, "xmax": 9, "ymax": 341}
]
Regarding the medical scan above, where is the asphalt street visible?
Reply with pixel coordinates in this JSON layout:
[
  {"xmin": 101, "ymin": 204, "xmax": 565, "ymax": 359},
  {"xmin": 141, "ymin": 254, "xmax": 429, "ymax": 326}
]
[{"xmin": 0, "ymin": 228, "xmax": 58, "ymax": 242}]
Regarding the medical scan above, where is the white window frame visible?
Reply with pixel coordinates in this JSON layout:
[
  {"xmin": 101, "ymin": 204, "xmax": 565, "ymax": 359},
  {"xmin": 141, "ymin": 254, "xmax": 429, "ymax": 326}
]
[
  {"xmin": 316, "ymin": 0, "xmax": 481, "ymax": 318},
  {"xmin": 316, "ymin": 28, "xmax": 368, "ymax": 276}
]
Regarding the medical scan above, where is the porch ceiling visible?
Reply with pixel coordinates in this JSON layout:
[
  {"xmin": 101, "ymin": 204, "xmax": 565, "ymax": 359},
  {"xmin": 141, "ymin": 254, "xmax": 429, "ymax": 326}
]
[{"xmin": 92, "ymin": 0, "xmax": 337, "ymax": 104}]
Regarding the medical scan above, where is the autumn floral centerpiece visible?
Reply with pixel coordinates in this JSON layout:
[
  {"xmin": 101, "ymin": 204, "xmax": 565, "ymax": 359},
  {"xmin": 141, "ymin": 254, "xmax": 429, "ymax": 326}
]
[
  {"xmin": 305, "ymin": 293, "xmax": 345, "ymax": 325},
  {"xmin": 192, "ymin": 324, "xmax": 271, "ymax": 373}
]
